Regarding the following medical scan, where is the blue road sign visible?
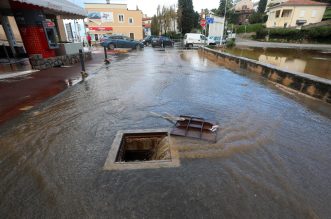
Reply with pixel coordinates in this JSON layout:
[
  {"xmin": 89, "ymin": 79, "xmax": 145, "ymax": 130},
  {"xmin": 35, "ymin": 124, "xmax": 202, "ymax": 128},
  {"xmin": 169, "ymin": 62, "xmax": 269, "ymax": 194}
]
[{"xmin": 206, "ymin": 17, "xmax": 214, "ymax": 24}]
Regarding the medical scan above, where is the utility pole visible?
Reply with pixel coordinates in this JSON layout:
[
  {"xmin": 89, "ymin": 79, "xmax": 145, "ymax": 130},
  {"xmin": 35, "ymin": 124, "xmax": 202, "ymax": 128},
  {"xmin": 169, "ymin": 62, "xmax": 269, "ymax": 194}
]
[{"xmin": 221, "ymin": 0, "xmax": 228, "ymax": 43}]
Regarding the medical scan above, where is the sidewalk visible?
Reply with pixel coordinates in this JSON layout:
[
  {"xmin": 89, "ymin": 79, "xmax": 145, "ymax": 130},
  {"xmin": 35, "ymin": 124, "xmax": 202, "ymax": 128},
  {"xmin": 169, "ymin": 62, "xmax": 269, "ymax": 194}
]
[
  {"xmin": 0, "ymin": 50, "xmax": 106, "ymax": 125},
  {"xmin": 236, "ymin": 37, "xmax": 331, "ymax": 50}
]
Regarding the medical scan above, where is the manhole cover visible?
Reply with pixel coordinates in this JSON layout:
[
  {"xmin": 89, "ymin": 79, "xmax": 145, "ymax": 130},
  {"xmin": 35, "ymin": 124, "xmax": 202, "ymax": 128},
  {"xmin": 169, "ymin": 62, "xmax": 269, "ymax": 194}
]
[{"xmin": 104, "ymin": 129, "xmax": 180, "ymax": 170}]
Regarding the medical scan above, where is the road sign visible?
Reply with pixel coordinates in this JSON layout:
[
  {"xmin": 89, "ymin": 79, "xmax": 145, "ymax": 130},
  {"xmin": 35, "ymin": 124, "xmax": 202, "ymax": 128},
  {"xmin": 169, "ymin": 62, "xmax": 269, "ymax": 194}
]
[
  {"xmin": 206, "ymin": 17, "xmax": 214, "ymax": 24},
  {"xmin": 200, "ymin": 19, "xmax": 206, "ymax": 27}
]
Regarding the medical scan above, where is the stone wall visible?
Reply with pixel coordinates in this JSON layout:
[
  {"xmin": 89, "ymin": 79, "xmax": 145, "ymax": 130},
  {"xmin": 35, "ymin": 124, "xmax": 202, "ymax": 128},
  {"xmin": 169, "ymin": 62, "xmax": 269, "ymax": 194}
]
[
  {"xmin": 199, "ymin": 47, "xmax": 331, "ymax": 103},
  {"xmin": 29, "ymin": 51, "xmax": 92, "ymax": 70}
]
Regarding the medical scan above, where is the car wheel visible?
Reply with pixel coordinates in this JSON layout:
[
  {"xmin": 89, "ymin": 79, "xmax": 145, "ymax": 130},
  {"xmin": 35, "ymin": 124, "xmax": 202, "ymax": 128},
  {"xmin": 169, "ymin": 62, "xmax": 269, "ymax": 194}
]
[{"xmin": 108, "ymin": 44, "xmax": 115, "ymax": 50}]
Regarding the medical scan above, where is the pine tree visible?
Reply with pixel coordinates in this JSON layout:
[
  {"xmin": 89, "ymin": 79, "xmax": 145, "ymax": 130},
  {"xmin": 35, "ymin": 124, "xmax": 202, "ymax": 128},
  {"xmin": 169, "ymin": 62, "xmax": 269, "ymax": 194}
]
[
  {"xmin": 151, "ymin": 15, "xmax": 160, "ymax": 35},
  {"xmin": 257, "ymin": 0, "xmax": 267, "ymax": 13},
  {"xmin": 218, "ymin": 0, "xmax": 233, "ymax": 17},
  {"xmin": 177, "ymin": 0, "xmax": 195, "ymax": 34}
]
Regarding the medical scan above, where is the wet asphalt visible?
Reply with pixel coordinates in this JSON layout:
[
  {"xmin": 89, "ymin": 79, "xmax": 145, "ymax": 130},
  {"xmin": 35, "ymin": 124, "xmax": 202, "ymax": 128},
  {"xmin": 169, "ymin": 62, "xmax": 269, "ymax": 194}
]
[{"xmin": 0, "ymin": 47, "xmax": 331, "ymax": 218}]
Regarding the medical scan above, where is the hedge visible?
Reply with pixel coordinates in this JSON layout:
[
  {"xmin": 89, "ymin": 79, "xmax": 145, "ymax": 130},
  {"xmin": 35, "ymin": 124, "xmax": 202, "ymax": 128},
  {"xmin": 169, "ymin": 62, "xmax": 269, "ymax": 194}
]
[
  {"xmin": 233, "ymin": 23, "xmax": 265, "ymax": 34},
  {"xmin": 254, "ymin": 26, "xmax": 331, "ymax": 43}
]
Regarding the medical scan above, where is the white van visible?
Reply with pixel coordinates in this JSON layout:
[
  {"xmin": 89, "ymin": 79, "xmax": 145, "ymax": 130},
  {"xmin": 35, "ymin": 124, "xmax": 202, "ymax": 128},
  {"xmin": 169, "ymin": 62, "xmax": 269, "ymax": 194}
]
[{"xmin": 183, "ymin": 33, "xmax": 207, "ymax": 48}]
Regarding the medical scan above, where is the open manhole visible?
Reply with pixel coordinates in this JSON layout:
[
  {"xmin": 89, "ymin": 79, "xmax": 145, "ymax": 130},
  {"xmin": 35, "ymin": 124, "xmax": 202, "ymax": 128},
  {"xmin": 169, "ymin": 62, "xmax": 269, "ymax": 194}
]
[
  {"xmin": 116, "ymin": 132, "xmax": 171, "ymax": 162},
  {"xmin": 104, "ymin": 129, "xmax": 180, "ymax": 170}
]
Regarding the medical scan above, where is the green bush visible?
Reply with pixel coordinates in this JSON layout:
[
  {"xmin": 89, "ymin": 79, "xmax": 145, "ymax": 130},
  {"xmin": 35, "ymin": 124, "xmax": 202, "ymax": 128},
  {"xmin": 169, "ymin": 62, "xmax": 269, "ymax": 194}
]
[
  {"xmin": 305, "ymin": 26, "xmax": 331, "ymax": 42},
  {"xmin": 268, "ymin": 28, "xmax": 303, "ymax": 41},
  {"xmin": 226, "ymin": 39, "xmax": 236, "ymax": 48},
  {"xmin": 249, "ymin": 13, "xmax": 264, "ymax": 24},
  {"xmin": 255, "ymin": 28, "xmax": 268, "ymax": 39},
  {"xmin": 234, "ymin": 23, "xmax": 265, "ymax": 34}
]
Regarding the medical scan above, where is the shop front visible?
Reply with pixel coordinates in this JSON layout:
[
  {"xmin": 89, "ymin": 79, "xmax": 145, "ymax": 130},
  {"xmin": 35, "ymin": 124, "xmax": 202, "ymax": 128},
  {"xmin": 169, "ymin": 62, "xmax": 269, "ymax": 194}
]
[{"xmin": 0, "ymin": 0, "xmax": 88, "ymax": 71}]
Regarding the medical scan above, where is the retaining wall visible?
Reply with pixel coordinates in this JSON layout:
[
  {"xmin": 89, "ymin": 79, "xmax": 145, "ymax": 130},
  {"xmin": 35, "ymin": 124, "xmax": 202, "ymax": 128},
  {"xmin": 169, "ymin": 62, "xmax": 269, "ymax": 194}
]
[
  {"xmin": 29, "ymin": 51, "xmax": 92, "ymax": 70},
  {"xmin": 199, "ymin": 47, "xmax": 331, "ymax": 103}
]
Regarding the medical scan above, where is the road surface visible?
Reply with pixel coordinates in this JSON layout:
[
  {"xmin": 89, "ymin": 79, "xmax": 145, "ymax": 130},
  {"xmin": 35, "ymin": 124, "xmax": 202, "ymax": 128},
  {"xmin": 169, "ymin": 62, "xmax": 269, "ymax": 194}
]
[{"xmin": 0, "ymin": 47, "xmax": 331, "ymax": 218}]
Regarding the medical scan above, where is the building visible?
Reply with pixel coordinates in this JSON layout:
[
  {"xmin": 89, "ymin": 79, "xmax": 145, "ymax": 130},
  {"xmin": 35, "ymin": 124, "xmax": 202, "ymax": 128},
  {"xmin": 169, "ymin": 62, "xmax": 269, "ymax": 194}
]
[
  {"xmin": 234, "ymin": 0, "xmax": 254, "ymax": 11},
  {"xmin": 0, "ymin": 0, "xmax": 86, "ymax": 70},
  {"xmin": 142, "ymin": 15, "xmax": 151, "ymax": 37},
  {"xmin": 84, "ymin": 3, "xmax": 143, "ymax": 41},
  {"xmin": 265, "ymin": 0, "xmax": 288, "ymax": 11},
  {"xmin": 234, "ymin": 0, "xmax": 255, "ymax": 24},
  {"xmin": 266, "ymin": 0, "xmax": 328, "ymax": 28}
]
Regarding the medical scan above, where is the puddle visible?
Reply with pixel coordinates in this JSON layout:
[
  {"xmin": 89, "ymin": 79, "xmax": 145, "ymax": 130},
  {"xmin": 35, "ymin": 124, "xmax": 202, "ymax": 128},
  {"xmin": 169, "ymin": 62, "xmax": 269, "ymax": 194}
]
[{"xmin": 223, "ymin": 47, "xmax": 331, "ymax": 79}]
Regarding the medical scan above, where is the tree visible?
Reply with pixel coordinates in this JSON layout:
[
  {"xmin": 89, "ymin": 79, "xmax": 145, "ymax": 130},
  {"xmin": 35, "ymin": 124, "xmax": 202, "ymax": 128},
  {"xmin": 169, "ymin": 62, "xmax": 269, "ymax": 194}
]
[
  {"xmin": 257, "ymin": 0, "xmax": 267, "ymax": 13},
  {"xmin": 177, "ymin": 0, "xmax": 195, "ymax": 34},
  {"xmin": 169, "ymin": 5, "xmax": 177, "ymax": 33},
  {"xmin": 217, "ymin": 0, "xmax": 233, "ymax": 17},
  {"xmin": 193, "ymin": 11, "xmax": 200, "ymax": 29},
  {"xmin": 249, "ymin": 12, "xmax": 264, "ymax": 24},
  {"xmin": 151, "ymin": 15, "xmax": 160, "ymax": 35}
]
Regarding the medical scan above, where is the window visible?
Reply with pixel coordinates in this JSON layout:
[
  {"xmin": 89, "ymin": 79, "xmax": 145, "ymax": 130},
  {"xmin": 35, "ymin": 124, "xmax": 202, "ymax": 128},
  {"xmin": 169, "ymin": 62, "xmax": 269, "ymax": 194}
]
[
  {"xmin": 118, "ymin": 14, "xmax": 124, "ymax": 22},
  {"xmin": 130, "ymin": 33, "xmax": 134, "ymax": 39},
  {"xmin": 128, "ymin": 17, "xmax": 134, "ymax": 24},
  {"xmin": 299, "ymin": 10, "xmax": 305, "ymax": 17},
  {"xmin": 311, "ymin": 10, "xmax": 317, "ymax": 17},
  {"xmin": 281, "ymin": 10, "xmax": 292, "ymax": 17},
  {"xmin": 242, "ymin": 5, "xmax": 247, "ymax": 10},
  {"xmin": 275, "ymin": 10, "xmax": 281, "ymax": 18}
]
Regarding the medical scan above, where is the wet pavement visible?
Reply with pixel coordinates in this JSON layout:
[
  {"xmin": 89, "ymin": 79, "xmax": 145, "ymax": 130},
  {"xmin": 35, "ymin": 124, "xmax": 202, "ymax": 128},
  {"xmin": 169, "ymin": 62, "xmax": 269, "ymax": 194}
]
[
  {"xmin": 236, "ymin": 37, "xmax": 331, "ymax": 50},
  {"xmin": 223, "ymin": 47, "xmax": 331, "ymax": 79},
  {"xmin": 0, "ymin": 47, "xmax": 331, "ymax": 218},
  {"xmin": 0, "ymin": 51, "xmax": 105, "ymax": 125}
]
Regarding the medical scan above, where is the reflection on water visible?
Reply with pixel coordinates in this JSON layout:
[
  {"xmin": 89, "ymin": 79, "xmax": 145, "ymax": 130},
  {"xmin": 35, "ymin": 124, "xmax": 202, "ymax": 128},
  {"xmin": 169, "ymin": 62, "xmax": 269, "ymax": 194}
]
[{"xmin": 224, "ymin": 47, "xmax": 331, "ymax": 79}]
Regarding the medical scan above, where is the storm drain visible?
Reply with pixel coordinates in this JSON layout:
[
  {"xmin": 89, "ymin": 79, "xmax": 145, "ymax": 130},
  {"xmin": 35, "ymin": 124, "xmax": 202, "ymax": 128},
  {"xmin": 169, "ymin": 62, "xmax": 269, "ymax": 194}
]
[
  {"xmin": 104, "ymin": 129, "xmax": 180, "ymax": 170},
  {"xmin": 116, "ymin": 132, "xmax": 171, "ymax": 162}
]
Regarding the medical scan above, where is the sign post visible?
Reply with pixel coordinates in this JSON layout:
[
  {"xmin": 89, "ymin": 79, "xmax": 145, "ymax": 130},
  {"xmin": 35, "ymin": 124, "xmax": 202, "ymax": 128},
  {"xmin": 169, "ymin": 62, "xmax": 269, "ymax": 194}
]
[{"xmin": 200, "ymin": 19, "xmax": 206, "ymax": 28}]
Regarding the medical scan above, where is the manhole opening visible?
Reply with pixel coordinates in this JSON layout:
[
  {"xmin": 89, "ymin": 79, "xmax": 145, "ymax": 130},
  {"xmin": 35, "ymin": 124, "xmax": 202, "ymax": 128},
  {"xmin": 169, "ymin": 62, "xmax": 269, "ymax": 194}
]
[{"xmin": 115, "ymin": 132, "xmax": 171, "ymax": 162}]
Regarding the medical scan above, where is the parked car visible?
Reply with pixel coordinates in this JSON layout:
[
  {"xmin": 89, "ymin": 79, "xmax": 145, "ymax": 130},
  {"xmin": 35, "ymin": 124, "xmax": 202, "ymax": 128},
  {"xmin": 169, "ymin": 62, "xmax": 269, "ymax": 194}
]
[
  {"xmin": 151, "ymin": 36, "xmax": 174, "ymax": 48},
  {"xmin": 207, "ymin": 36, "xmax": 221, "ymax": 45},
  {"xmin": 183, "ymin": 33, "xmax": 207, "ymax": 48},
  {"xmin": 141, "ymin": 35, "xmax": 157, "ymax": 46},
  {"xmin": 100, "ymin": 35, "xmax": 144, "ymax": 50}
]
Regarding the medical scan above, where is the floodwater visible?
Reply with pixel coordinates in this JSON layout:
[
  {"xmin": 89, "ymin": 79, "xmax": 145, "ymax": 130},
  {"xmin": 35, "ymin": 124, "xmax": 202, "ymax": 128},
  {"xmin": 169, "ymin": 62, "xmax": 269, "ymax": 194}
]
[
  {"xmin": 224, "ymin": 47, "xmax": 331, "ymax": 80},
  {"xmin": 0, "ymin": 48, "xmax": 331, "ymax": 218}
]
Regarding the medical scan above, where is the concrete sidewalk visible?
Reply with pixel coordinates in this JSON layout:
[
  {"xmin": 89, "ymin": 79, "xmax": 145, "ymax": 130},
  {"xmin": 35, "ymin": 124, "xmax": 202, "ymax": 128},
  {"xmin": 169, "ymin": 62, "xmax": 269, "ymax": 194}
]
[
  {"xmin": 236, "ymin": 37, "xmax": 331, "ymax": 50},
  {"xmin": 0, "ymin": 50, "xmax": 106, "ymax": 125}
]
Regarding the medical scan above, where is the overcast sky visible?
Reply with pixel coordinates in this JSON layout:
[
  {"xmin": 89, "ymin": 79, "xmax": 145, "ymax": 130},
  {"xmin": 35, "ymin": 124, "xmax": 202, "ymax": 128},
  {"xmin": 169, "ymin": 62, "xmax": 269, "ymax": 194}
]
[{"xmin": 72, "ymin": 0, "xmax": 220, "ymax": 16}]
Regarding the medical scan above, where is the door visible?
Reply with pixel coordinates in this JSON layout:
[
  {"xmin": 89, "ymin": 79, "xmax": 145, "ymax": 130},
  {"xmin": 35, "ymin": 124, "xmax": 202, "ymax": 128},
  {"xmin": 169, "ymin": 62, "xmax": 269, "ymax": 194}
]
[{"xmin": 129, "ymin": 33, "xmax": 134, "ymax": 40}]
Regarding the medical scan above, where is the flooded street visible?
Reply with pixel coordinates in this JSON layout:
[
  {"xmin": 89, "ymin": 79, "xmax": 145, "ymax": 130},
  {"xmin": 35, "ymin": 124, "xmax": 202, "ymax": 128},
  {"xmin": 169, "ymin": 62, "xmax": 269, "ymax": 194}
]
[
  {"xmin": 0, "ymin": 47, "xmax": 331, "ymax": 218},
  {"xmin": 224, "ymin": 47, "xmax": 331, "ymax": 79}
]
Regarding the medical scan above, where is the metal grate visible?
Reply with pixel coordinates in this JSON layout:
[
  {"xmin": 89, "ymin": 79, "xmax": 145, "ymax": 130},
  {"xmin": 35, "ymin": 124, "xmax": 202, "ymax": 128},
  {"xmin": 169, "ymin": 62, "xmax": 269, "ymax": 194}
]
[{"xmin": 170, "ymin": 115, "xmax": 217, "ymax": 142}]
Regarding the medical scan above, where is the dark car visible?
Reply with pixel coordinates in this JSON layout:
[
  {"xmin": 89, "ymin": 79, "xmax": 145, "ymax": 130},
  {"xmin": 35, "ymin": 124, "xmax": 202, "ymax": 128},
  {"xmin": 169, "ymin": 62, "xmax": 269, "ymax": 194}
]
[
  {"xmin": 151, "ymin": 36, "xmax": 174, "ymax": 48},
  {"xmin": 141, "ymin": 35, "xmax": 156, "ymax": 46},
  {"xmin": 100, "ymin": 35, "xmax": 144, "ymax": 50}
]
